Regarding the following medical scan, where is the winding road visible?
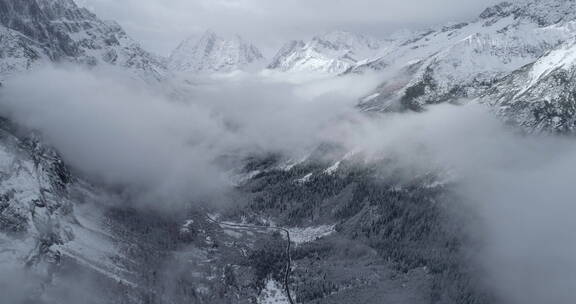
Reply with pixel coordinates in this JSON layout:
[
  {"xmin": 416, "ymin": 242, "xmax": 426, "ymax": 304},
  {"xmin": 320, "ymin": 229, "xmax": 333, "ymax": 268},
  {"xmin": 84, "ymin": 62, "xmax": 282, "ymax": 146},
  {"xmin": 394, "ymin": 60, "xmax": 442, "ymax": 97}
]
[{"xmin": 205, "ymin": 215, "xmax": 295, "ymax": 304}]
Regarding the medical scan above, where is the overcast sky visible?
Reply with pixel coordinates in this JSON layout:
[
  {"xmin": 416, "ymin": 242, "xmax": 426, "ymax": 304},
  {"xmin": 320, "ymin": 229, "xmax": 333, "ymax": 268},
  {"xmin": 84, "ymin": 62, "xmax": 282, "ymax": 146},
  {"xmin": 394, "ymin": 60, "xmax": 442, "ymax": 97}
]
[{"xmin": 76, "ymin": 0, "xmax": 501, "ymax": 56}]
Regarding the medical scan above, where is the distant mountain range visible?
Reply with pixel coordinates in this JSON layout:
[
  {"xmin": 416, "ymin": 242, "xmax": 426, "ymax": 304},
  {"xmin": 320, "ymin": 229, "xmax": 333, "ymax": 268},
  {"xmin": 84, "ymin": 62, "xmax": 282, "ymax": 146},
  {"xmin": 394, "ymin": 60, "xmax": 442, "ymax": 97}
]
[
  {"xmin": 159, "ymin": 0, "xmax": 576, "ymax": 135},
  {"xmin": 166, "ymin": 29, "xmax": 392, "ymax": 75},
  {"xmin": 3, "ymin": 1, "xmax": 576, "ymax": 303}
]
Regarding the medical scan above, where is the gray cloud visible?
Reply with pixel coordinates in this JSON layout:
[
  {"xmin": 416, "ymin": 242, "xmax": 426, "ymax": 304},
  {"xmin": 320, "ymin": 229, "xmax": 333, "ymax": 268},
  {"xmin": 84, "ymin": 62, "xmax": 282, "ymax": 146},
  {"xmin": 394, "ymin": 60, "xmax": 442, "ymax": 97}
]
[
  {"xmin": 340, "ymin": 104, "xmax": 576, "ymax": 304},
  {"xmin": 76, "ymin": 0, "xmax": 503, "ymax": 55},
  {"xmin": 2, "ymin": 64, "xmax": 575, "ymax": 302},
  {"xmin": 0, "ymin": 66, "xmax": 379, "ymax": 207}
]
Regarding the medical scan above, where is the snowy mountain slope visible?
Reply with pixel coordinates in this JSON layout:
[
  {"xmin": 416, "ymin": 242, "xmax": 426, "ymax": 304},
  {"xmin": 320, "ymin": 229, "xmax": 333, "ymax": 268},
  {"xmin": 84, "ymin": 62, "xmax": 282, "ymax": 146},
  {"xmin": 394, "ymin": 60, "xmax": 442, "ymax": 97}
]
[
  {"xmin": 168, "ymin": 30, "xmax": 265, "ymax": 74},
  {"xmin": 0, "ymin": 0, "xmax": 166, "ymax": 81},
  {"xmin": 0, "ymin": 116, "xmax": 269, "ymax": 303},
  {"xmin": 267, "ymin": 30, "xmax": 394, "ymax": 75},
  {"xmin": 0, "ymin": 118, "xmax": 138, "ymax": 303},
  {"xmin": 354, "ymin": 0, "xmax": 576, "ymax": 112},
  {"xmin": 481, "ymin": 40, "xmax": 576, "ymax": 133},
  {"xmin": 267, "ymin": 40, "xmax": 306, "ymax": 71}
]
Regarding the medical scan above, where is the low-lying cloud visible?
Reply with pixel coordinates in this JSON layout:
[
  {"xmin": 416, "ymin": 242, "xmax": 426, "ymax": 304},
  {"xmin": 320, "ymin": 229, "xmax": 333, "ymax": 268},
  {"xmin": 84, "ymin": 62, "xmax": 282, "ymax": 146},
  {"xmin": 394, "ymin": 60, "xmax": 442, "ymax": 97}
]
[
  {"xmin": 0, "ymin": 66, "xmax": 378, "ymax": 206},
  {"xmin": 1, "ymin": 65, "xmax": 576, "ymax": 303},
  {"xmin": 339, "ymin": 105, "xmax": 576, "ymax": 304}
]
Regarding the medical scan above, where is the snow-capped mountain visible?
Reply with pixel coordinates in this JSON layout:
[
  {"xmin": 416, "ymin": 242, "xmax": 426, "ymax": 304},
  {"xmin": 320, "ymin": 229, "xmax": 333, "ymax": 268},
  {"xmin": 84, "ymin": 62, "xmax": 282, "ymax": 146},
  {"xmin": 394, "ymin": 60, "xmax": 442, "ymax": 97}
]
[
  {"xmin": 5, "ymin": 0, "xmax": 576, "ymax": 303},
  {"xmin": 168, "ymin": 30, "xmax": 265, "ymax": 74},
  {"xmin": 267, "ymin": 30, "xmax": 392, "ymax": 75},
  {"xmin": 0, "ymin": 0, "xmax": 166, "ymax": 81},
  {"xmin": 355, "ymin": 0, "xmax": 576, "ymax": 113},
  {"xmin": 482, "ymin": 40, "xmax": 576, "ymax": 133}
]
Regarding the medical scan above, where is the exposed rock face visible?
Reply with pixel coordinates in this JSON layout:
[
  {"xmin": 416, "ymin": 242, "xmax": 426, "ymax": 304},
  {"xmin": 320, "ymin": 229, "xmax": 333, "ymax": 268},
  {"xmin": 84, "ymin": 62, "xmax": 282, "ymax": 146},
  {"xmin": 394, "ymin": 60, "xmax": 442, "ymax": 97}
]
[
  {"xmin": 168, "ymin": 30, "xmax": 265, "ymax": 74},
  {"xmin": 267, "ymin": 40, "xmax": 306, "ymax": 71},
  {"xmin": 0, "ymin": 0, "xmax": 166, "ymax": 80},
  {"xmin": 482, "ymin": 41, "xmax": 576, "ymax": 133},
  {"xmin": 0, "ymin": 118, "xmax": 79, "ymax": 302}
]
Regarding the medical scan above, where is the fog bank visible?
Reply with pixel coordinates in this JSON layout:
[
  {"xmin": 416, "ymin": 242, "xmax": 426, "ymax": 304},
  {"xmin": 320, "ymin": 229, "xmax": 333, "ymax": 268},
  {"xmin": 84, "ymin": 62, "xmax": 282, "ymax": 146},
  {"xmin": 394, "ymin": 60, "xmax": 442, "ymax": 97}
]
[
  {"xmin": 1, "ymin": 66, "xmax": 576, "ymax": 303},
  {"xmin": 0, "ymin": 66, "xmax": 378, "ymax": 206}
]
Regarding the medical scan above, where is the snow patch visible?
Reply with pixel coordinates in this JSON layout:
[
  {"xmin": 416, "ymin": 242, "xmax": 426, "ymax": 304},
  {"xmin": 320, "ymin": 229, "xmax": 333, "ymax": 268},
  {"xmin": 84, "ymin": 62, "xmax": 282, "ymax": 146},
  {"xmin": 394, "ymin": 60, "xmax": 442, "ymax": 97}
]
[
  {"xmin": 258, "ymin": 279, "xmax": 290, "ymax": 304},
  {"xmin": 529, "ymin": 41, "xmax": 576, "ymax": 86},
  {"xmin": 324, "ymin": 161, "xmax": 341, "ymax": 175},
  {"xmin": 180, "ymin": 219, "xmax": 195, "ymax": 233},
  {"xmin": 288, "ymin": 225, "xmax": 336, "ymax": 246},
  {"xmin": 297, "ymin": 173, "xmax": 313, "ymax": 183}
]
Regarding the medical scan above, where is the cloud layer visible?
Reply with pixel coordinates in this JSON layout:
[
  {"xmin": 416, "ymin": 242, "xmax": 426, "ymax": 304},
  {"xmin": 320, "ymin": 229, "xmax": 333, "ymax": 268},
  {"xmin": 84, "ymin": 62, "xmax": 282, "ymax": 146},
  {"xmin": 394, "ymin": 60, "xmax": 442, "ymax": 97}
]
[
  {"xmin": 0, "ymin": 66, "xmax": 378, "ymax": 206},
  {"xmin": 1, "ymin": 65, "xmax": 576, "ymax": 303}
]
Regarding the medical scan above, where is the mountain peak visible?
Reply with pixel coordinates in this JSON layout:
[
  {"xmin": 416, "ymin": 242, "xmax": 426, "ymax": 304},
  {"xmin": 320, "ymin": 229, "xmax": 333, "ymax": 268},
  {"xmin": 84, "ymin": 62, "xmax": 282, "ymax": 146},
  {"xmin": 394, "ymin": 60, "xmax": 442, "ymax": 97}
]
[
  {"xmin": 267, "ymin": 30, "xmax": 388, "ymax": 74},
  {"xmin": 479, "ymin": 1, "xmax": 515, "ymax": 19},
  {"xmin": 479, "ymin": 0, "xmax": 576, "ymax": 26},
  {"xmin": 312, "ymin": 30, "xmax": 381, "ymax": 50},
  {"xmin": 0, "ymin": 0, "xmax": 166, "ymax": 80},
  {"xmin": 168, "ymin": 30, "xmax": 265, "ymax": 73}
]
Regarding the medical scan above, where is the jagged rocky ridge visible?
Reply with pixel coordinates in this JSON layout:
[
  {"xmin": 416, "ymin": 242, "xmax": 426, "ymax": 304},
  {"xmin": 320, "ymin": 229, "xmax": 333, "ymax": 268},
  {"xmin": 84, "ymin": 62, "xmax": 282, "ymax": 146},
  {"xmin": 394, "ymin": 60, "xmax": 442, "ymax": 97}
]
[
  {"xmin": 0, "ymin": 0, "xmax": 166, "ymax": 81},
  {"xmin": 0, "ymin": 117, "xmax": 120, "ymax": 303},
  {"xmin": 267, "ymin": 30, "xmax": 392, "ymax": 75},
  {"xmin": 482, "ymin": 40, "xmax": 576, "ymax": 133},
  {"xmin": 353, "ymin": 0, "xmax": 576, "ymax": 119},
  {"xmin": 168, "ymin": 30, "xmax": 265, "ymax": 74}
]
